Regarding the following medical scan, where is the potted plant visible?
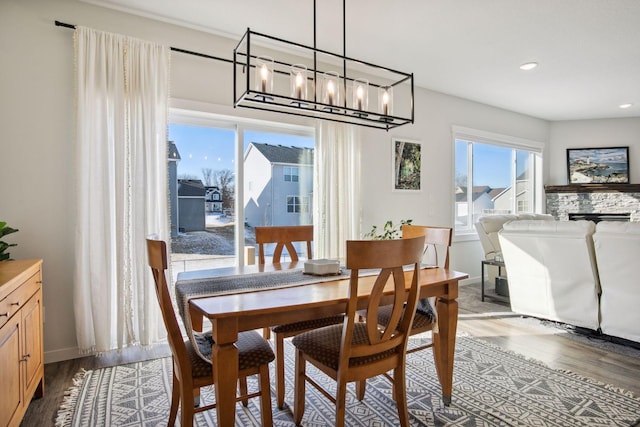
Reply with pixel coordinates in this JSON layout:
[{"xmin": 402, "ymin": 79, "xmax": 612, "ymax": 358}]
[
  {"xmin": 363, "ymin": 219, "xmax": 412, "ymax": 240},
  {"xmin": 0, "ymin": 221, "xmax": 19, "ymax": 261}
]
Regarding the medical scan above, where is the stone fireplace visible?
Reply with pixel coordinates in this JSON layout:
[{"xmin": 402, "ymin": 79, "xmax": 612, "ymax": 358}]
[{"xmin": 545, "ymin": 184, "xmax": 640, "ymax": 222}]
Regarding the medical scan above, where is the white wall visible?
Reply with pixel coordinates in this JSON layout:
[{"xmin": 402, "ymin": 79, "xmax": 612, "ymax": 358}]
[
  {"xmin": 358, "ymin": 90, "xmax": 549, "ymax": 284},
  {"xmin": 8, "ymin": 0, "xmax": 634, "ymax": 362},
  {"xmin": 548, "ymin": 118, "xmax": 640, "ymax": 185}
]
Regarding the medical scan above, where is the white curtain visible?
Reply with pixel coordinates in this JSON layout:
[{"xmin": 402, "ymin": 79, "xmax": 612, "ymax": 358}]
[
  {"xmin": 314, "ymin": 122, "xmax": 362, "ymax": 259},
  {"xmin": 74, "ymin": 27, "xmax": 171, "ymax": 353}
]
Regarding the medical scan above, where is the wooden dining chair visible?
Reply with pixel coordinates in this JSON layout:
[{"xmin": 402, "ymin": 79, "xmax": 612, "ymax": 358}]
[
  {"xmin": 255, "ymin": 225, "xmax": 314, "ymax": 264},
  {"xmin": 146, "ymin": 236, "xmax": 275, "ymax": 427},
  {"xmin": 291, "ymin": 236, "xmax": 425, "ymax": 427},
  {"xmin": 254, "ymin": 225, "xmax": 344, "ymax": 409}
]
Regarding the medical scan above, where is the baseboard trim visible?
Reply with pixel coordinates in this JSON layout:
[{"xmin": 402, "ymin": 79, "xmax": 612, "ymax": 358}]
[{"xmin": 45, "ymin": 346, "xmax": 90, "ymax": 364}]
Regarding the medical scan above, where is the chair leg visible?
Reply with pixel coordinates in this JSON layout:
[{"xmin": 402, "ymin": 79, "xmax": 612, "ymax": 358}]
[
  {"xmin": 275, "ymin": 332, "xmax": 286, "ymax": 409},
  {"xmin": 293, "ymin": 349, "xmax": 306, "ymax": 425},
  {"xmin": 239, "ymin": 377, "xmax": 249, "ymax": 407},
  {"xmin": 180, "ymin": 382, "xmax": 195, "ymax": 427},
  {"xmin": 263, "ymin": 327, "xmax": 271, "ymax": 340},
  {"xmin": 168, "ymin": 371, "xmax": 179, "ymax": 427},
  {"xmin": 258, "ymin": 364, "xmax": 274, "ymax": 427},
  {"xmin": 355, "ymin": 380, "xmax": 366, "ymax": 401},
  {"xmin": 392, "ymin": 365, "xmax": 410, "ymax": 427},
  {"xmin": 335, "ymin": 377, "xmax": 348, "ymax": 427}
]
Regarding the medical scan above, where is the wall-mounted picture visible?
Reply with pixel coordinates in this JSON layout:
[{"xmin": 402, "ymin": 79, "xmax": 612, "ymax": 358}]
[
  {"xmin": 567, "ymin": 146, "xmax": 629, "ymax": 184},
  {"xmin": 392, "ymin": 138, "xmax": 421, "ymax": 191}
]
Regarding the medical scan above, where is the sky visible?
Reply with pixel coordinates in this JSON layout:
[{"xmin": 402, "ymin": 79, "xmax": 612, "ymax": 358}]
[
  {"xmin": 168, "ymin": 124, "xmax": 314, "ymax": 179},
  {"xmin": 455, "ymin": 140, "xmax": 530, "ymax": 189},
  {"xmin": 169, "ymin": 124, "xmax": 524, "ymax": 189}
]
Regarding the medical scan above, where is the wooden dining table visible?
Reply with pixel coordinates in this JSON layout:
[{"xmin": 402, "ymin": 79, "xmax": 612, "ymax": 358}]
[{"xmin": 181, "ymin": 262, "xmax": 468, "ymax": 426}]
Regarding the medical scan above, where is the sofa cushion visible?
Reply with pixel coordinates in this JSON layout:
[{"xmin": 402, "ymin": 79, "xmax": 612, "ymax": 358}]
[
  {"xmin": 593, "ymin": 221, "xmax": 640, "ymax": 343},
  {"xmin": 475, "ymin": 213, "xmax": 553, "ymax": 260},
  {"xmin": 502, "ymin": 218, "xmax": 595, "ymax": 234}
]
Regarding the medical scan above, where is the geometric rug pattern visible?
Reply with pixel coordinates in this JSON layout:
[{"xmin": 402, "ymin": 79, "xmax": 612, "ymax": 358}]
[{"xmin": 56, "ymin": 336, "xmax": 640, "ymax": 426}]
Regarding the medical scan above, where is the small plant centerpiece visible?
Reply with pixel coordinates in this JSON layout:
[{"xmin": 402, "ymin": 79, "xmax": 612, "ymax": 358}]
[
  {"xmin": 364, "ymin": 219, "xmax": 413, "ymax": 240},
  {"xmin": 0, "ymin": 221, "xmax": 19, "ymax": 261}
]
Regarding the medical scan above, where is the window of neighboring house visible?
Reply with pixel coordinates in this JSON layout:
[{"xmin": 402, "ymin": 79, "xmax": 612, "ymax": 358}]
[
  {"xmin": 453, "ymin": 126, "xmax": 543, "ymax": 237},
  {"xmin": 284, "ymin": 167, "xmax": 299, "ymax": 182},
  {"xmin": 287, "ymin": 195, "xmax": 310, "ymax": 213}
]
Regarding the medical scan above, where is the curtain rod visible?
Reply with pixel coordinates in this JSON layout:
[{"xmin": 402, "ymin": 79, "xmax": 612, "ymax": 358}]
[{"xmin": 54, "ymin": 20, "xmax": 233, "ymax": 64}]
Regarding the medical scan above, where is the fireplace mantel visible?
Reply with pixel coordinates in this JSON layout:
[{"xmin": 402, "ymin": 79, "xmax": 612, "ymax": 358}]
[
  {"xmin": 545, "ymin": 184, "xmax": 640, "ymax": 193},
  {"xmin": 545, "ymin": 184, "xmax": 640, "ymax": 221}
]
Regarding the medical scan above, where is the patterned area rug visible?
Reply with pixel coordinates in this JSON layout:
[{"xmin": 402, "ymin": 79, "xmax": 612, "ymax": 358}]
[{"xmin": 56, "ymin": 336, "xmax": 640, "ymax": 426}]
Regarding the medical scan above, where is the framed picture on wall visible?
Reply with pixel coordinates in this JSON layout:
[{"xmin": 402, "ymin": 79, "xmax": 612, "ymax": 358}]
[
  {"xmin": 392, "ymin": 138, "xmax": 422, "ymax": 191},
  {"xmin": 566, "ymin": 146, "xmax": 629, "ymax": 184}
]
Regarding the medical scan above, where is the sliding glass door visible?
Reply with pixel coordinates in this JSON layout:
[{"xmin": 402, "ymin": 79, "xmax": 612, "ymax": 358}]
[{"xmin": 168, "ymin": 112, "xmax": 314, "ymax": 272}]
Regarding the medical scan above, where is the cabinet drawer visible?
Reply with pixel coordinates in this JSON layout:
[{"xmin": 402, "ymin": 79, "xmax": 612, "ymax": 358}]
[{"xmin": 0, "ymin": 273, "xmax": 40, "ymax": 328}]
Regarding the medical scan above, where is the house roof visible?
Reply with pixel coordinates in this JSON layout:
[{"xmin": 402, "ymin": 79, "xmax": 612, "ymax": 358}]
[
  {"xmin": 249, "ymin": 143, "xmax": 314, "ymax": 166},
  {"xmin": 178, "ymin": 179, "xmax": 205, "ymax": 197},
  {"xmin": 455, "ymin": 185, "xmax": 497, "ymax": 202},
  {"xmin": 168, "ymin": 141, "xmax": 181, "ymax": 161}
]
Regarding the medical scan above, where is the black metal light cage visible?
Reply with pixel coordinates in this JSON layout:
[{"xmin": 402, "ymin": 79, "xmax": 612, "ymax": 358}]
[{"xmin": 233, "ymin": 29, "xmax": 414, "ymax": 131}]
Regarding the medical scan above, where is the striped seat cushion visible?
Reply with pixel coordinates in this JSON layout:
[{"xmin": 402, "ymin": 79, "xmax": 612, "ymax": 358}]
[
  {"xmin": 271, "ymin": 315, "xmax": 345, "ymax": 334},
  {"xmin": 193, "ymin": 330, "xmax": 275, "ymax": 371},
  {"xmin": 292, "ymin": 323, "xmax": 395, "ymax": 370}
]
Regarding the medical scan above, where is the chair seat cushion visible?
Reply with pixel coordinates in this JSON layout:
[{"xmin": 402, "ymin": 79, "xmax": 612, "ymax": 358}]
[
  {"xmin": 194, "ymin": 330, "xmax": 275, "ymax": 371},
  {"xmin": 292, "ymin": 323, "xmax": 394, "ymax": 370},
  {"xmin": 377, "ymin": 305, "xmax": 434, "ymax": 331},
  {"xmin": 270, "ymin": 315, "xmax": 344, "ymax": 334}
]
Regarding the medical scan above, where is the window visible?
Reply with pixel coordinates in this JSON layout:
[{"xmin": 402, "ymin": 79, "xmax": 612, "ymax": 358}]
[
  {"xmin": 284, "ymin": 167, "xmax": 299, "ymax": 182},
  {"xmin": 168, "ymin": 109, "xmax": 315, "ymax": 270},
  {"xmin": 287, "ymin": 195, "xmax": 310, "ymax": 213},
  {"xmin": 453, "ymin": 126, "xmax": 543, "ymax": 236}
]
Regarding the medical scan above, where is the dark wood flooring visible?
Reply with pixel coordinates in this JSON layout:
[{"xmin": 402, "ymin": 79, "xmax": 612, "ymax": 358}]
[{"xmin": 21, "ymin": 284, "xmax": 640, "ymax": 426}]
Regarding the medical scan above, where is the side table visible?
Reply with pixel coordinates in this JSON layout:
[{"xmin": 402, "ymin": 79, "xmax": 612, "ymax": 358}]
[{"xmin": 481, "ymin": 259, "xmax": 510, "ymax": 303}]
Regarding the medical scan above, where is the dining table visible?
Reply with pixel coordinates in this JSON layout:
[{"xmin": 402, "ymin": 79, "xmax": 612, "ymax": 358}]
[{"xmin": 177, "ymin": 261, "xmax": 468, "ymax": 426}]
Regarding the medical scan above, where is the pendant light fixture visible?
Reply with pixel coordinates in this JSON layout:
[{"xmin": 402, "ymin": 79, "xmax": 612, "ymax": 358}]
[{"xmin": 233, "ymin": 0, "xmax": 414, "ymax": 130}]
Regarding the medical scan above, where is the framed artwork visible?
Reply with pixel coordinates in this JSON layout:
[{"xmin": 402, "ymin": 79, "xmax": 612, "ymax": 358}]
[
  {"xmin": 566, "ymin": 146, "xmax": 629, "ymax": 184},
  {"xmin": 392, "ymin": 138, "xmax": 421, "ymax": 191}
]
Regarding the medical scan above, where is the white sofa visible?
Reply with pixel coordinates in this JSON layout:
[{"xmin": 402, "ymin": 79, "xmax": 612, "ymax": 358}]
[
  {"xmin": 498, "ymin": 220, "xmax": 601, "ymax": 331},
  {"xmin": 475, "ymin": 214, "xmax": 554, "ymax": 287},
  {"xmin": 475, "ymin": 213, "xmax": 555, "ymax": 261},
  {"xmin": 593, "ymin": 221, "xmax": 640, "ymax": 343}
]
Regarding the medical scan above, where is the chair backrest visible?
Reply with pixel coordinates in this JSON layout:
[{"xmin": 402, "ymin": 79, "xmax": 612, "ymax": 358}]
[
  {"xmin": 343, "ymin": 236, "xmax": 425, "ymax": 368},
  {"xmin": 255, "ymin": 225, "xmax": 313, "ymax": 264},
  {"xmin": 402, "ymin": 224, "xmax": 452, "ymax": 269},
  {"xmin": 146, "ymin": 236, "xmax": 189, "ymax": 367}
]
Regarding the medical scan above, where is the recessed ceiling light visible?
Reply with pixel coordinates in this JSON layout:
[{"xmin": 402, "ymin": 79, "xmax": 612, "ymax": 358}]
[
  {"xmin": 619, "ymin": 103, "xmax": 633, "ymax": 109},
  {"xmin": 519, "ymin": 62, "xmax": 538, "ymax": 71}
]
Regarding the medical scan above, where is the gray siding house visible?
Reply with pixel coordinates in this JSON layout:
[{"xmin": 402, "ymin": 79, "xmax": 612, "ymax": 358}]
[
  {"xmin": 244, "ymin": 143, "xmax": 313, "ymax": 227},
  {"xmin": 178, "ymin": 179, "xmax": 206, "ymax": 232},
  {"xmin": 169, "ymin": 141, "xmax": 180, "ymax": 237}
]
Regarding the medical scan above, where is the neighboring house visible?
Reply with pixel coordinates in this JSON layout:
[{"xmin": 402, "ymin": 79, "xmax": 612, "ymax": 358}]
[
  {"xmin": 168, "ymin": 141, "xmax": 181, "ymax": 237},
  {"xmin": 244, "ymin": 142, "xmax": 313, "ymax": 227},
  {"xmin": 178, "ymin": 179, "xmax": 206, "ymax": 232},
  {"xmin": 205, "ymin": 186, "xmax": 223, "ymax": 213},
  {"xmin": 492, "ymin": 170, "xmax": 532, "ymax": 214},
  {"xmin": 455, "ymin": 186, "xmax": 497, "ymax": 226}
]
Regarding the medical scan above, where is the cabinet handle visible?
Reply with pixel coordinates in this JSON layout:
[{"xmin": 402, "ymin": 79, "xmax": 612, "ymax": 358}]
[
  {"xmin": 0, "ymin": 312, "xmax": 9, "ymax": 317},
  {"xmin": 10, "ymin": 301, "xmax": 20, "ymax": 306},
  {"xmin": 21, "ymin": 354, "xmax": 31, "ymax": 361}
]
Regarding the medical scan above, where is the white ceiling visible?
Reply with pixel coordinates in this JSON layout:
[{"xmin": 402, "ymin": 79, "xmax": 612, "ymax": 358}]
[{"xmin": 80, "ymin": 0, "xmax": 640, "ymax": 121}]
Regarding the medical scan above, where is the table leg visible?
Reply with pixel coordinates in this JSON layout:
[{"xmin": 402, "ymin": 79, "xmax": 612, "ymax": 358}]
[
  {"xmin": 481, "ymin": 262, "xmax": 486, "ymax": 302},
  {"xmin": 433, "ymin": 281, "xmax": 458, "ymax": 406},
  {"xmin": 212, "ymin": 319, "xmax": 239, "ymax": 426}
]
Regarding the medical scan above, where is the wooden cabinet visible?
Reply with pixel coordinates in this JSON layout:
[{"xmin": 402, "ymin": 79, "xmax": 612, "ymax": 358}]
[{"xmin": 0, "ymin": 260, "xmax": 44, "ymax": 427}]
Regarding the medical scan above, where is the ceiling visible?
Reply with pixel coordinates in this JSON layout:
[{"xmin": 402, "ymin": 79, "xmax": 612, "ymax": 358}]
[{"xmin": 80, "ymin": 0, "xmax": 640, "ymax": 121}]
